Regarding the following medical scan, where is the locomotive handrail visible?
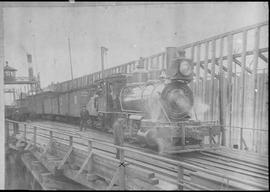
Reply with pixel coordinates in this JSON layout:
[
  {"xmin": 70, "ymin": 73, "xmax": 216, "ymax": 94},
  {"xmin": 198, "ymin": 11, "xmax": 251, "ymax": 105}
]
[{"xmin": 5, "ymin": 118, "xmax": 268, "ymax": 189}]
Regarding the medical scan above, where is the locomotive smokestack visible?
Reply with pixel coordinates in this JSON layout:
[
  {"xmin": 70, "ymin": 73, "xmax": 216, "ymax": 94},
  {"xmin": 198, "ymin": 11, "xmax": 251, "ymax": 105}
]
[
  {"xmin": 27, "ymin": 53, "xmax": 34, "ymax": 80},
  {"xmin": 166, "ymin": 47, "xmax": 186, "ymax": 69}
]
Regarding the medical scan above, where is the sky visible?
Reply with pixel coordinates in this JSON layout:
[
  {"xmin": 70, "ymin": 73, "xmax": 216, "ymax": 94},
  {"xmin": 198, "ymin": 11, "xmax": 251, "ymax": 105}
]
[{"xmin": 3, "ymin": 2, "xmax": 268, "ymax": 89}]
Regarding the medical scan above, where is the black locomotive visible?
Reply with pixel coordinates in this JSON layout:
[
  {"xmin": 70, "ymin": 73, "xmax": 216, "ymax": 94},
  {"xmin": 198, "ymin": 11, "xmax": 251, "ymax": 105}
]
[{"xmin": 14, "ymin": 48, "xmax": 221, "ymax": 152}]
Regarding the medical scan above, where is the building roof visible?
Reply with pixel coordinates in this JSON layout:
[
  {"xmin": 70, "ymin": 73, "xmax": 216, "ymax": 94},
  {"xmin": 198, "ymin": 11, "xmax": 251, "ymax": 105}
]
[{"xmin": 4, "ymin": 64, "xmax": 17, "ymax": 71}]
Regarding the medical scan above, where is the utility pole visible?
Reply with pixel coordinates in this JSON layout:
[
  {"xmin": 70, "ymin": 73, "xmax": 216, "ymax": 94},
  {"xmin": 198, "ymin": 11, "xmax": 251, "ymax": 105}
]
[
  {"xmin": 101, "ymin": 46, "xmax": 108, "ymax": 78},
  {"xmin": 68, "ymin": 37, "xmax": 74, "ymax": 80}
]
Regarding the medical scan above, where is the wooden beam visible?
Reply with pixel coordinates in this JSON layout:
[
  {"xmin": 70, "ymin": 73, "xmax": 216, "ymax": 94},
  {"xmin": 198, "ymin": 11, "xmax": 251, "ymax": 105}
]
[
  {"xmin": 258, "ymin": 52, "xmax": 268, "ymax": 63},
  {"xmin": 58, "ymin": 146, "xmax": 73, "ymax": 169},
  {"xmin": 233, "ymin": 57, "xmax": 252, "ymax": 74},
  {"xmin": 87, "ymin": 140, "xmax": 93, "ymax": 172},
  {"xmin": 240, "ymin": 31, "xmax": 247, "ymax": 138},
  {"xmin": 256, "ymin": 74, "xmax": 263, "ymax": 152},
  {"xmin": 195, "ymin": 44, "xmax": 201, "ymax": 96},
  {"xmin": 218, "ymin": 37, "xmax": 226, "ymax": 146},
  {"xmin": 74, "ymin": 151, "xmax": 93, "ymax": 179},
  {"xmin": 258, "ymin": 70, "xmax": 266, "ymax": 154},
  {"xmin": 210, "ymin": 40, "xmax": 216, "ymax": 120},
  {"xmin": 227, "ymin": 34, "xmax": 233, "ymax": 148},
  {"xmin": 197, "ymin": 48, "xmax": 268, "ymax": 75},
  {"xmin": 177, "ymin": 166, "xmax": 184, "ymax": 190},
  {"xmin": 107, "ymin": 168, "xmax": 120, "ymax": 190},
  {"xmin": 24, "ymin": 135, "xmax": 35, "ymax": 150},
  {"xmin": 119, "ymin": 144, "xmax": 126, "ymax": 190},
  {"xmin": 251, "ymin": 27, "xmax": 260, "ymax": 151},
  {"xmin": 203, "ymin": 42, "xmax": 209, "ymax": 117}
]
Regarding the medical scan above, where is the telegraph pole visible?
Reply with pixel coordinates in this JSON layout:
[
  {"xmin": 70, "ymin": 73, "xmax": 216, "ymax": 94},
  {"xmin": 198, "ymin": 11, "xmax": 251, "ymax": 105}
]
[{"xmin": 68, "ymin": 37, "xmax": 74, "ymax": 80}]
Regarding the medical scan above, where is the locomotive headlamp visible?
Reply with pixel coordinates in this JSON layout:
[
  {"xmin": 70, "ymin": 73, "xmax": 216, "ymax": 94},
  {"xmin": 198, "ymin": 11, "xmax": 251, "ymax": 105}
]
[{"xmin": 179, "ymin": 60, "xmax": 192, "ymax": 76}]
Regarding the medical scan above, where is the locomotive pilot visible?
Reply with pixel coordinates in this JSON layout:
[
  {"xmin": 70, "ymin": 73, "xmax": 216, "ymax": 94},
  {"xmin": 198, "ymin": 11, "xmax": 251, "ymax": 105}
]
[{"xmin": 80, "ymin": 105, "xmax": 90, "ymax": 131}]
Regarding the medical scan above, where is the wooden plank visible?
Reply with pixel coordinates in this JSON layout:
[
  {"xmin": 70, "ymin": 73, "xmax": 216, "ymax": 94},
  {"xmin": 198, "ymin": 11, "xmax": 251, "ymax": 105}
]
[
  {"xmin": 207, "ymin": 150, "xmax": 268, "ymax": 167},
  {"xmin": 92, "ymin": 153, "xmax": 156, "ymax": 181},
  {"xmin": 107, "ymin": 168, "xmax": 120, "ymax": 190},
  {"xmin": 200, "ymin": 151, "xmax": 268, "ymax": 172},
  {"xmin": 195, "ymin": 44, "xmax": 201, "ymax": 95},
  {"xmin": 186, "ymin": 159, "xmax": 268, "ymax": 186},
  {"xmin": 25, "ymin": 136, "xmax": 34, "ymax": 150},
  {"xmin": 204, "ymin": 79, "xmax": 209, "ymax": 121},
  {"xmin": 251, "ymin": 27, "xmax": 260, "ymax": 150},
  {"xmin": 126, "ymin": 177, "xmax": 161, "ymax": 190},
  {"xmin": 75, "ymin": 151, "xmax": 93, "ymax": 179},
  {"xmin": 258, "ymin": 52, "xmax": 268, "ymax": 63},
  {"xmin": 218, "ymin": 147, "xmax": 268, "ymax": 160},
  {"xmin": 221, "ymin": 147, "xmax": 269, "ymax": 160},
  {"xmin": 227, "ymin": 34, "xmax": 233, "ymax": 148},
  {"xmin": 87, "ymin": 140, "xmax": 93, "ymax": 172},
  {"xmin": 63, "ymin": 168, "xmax": 106, "ymax": 190},
  {"xmin": 190, "ymin": 171, "xmax": 266, "ymax": 190},
  {"xmin": 203, "ymin": 42, "xmax": 209, "ymax": 120},
  {"xmin": 190, "ymin": 46, "xmax": 195, "ymax": 93},
  {"xmin": 194, "ymin": 155, "xmax": 268, "ymax": 176},
  {"xmin": 255, "ymin": 75, "xmax": 262, "ymax": 151},
  {"xmin": 177, "ymin": 166, "xmax": 184, "ymax": 190},
  {"xmin": 218, "ymin": 37, "xmax": 226, "ymax": 146},
  {"xmin": 258, "ymin": 70, "xmax": 266, "ymax": 153}
]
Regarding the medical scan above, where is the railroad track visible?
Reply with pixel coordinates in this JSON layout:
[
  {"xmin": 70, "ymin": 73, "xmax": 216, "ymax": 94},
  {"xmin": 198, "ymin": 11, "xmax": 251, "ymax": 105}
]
[{"xmin": 7, "ymin": 120, "xmax": 269, "ymax": 190}]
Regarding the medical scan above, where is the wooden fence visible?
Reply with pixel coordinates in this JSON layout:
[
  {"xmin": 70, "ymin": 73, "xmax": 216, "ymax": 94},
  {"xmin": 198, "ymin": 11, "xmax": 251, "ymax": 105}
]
[{"xmin": 179, "ymin": 21, "xmax": 268, "ymax": 154}]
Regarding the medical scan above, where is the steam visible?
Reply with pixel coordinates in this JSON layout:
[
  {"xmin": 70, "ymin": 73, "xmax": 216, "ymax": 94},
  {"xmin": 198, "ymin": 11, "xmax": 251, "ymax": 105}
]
[
  {"xmin": 167, "ymin": 89, "xmax": 192, "ymax": 113},
  {"xmin": 156, "ymin": 137, "xmax": 172, "ymax": 154},
  {"xmin": 144, "ymin": 125, "xmax": 173, "ymax": 154},
  {"xmin": 143, "ymin": 90, "xmax": 210, "ymax": 154},
  {"xmin": 147, "ymin": 94, "xmax": 163, "ymax": 121},
  {"xmin": 192, "ymin": 96, "xmax": 210, "ymax": 120}
]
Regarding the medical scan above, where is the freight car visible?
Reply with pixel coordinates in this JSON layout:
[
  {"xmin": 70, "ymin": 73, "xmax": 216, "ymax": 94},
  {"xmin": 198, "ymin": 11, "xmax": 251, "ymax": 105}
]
[{"xmin": 15, "ymin": 49, "xmax": 221, "ymax": 152}]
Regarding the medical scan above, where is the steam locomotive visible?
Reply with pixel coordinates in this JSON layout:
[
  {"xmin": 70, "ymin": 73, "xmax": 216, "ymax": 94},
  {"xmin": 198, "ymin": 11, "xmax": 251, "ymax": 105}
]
[{"xmin": 14, "ymin": 49, "xmax": 221, "ymax": 152}]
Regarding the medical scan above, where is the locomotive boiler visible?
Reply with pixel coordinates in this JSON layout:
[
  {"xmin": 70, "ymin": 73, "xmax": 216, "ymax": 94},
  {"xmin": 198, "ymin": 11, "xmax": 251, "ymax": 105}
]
[{"xmin": 120, "ymin": 81, "xmax": 194, "ymax": 122}]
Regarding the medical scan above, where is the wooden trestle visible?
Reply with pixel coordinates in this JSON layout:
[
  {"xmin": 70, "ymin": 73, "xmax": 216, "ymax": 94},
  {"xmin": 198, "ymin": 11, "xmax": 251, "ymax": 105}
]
[{"xmin": 5, "ymin": 119, "xmax": 269, "ymax": 190}]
